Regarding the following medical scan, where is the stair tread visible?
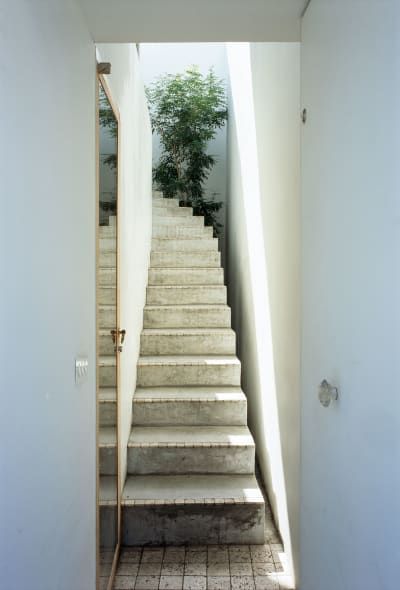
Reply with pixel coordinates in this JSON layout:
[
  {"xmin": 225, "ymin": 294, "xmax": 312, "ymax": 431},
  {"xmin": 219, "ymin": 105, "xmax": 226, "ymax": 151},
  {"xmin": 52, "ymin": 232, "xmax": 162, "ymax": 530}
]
[
  {"xmin": 141, "ymin": 328, "xmax": 235, "ymax": 335},
  {"xmin": 128, "ymin": 425, "xmax": 254, "ymax": 447},
  {"xmin": 99, "ymin": 355, "xmax": 116, "ymax": 367},
  {"xmin": 144, "ymin": 304, "xmax": 229, "ymax": 310},
  {"xmin": 134, "ymin": 386, "xmax": 245, "ymax": 402},
  {"xmin": 122, "ymin": 474, "xmax": 264, "ymax": 505},
  {"xmin": 138, "ymin": 355, "xmax": 240, "ymax": 365},
  {"xmin": 99, "ymin": 426, "xmax": 117, "ymax": 446}
]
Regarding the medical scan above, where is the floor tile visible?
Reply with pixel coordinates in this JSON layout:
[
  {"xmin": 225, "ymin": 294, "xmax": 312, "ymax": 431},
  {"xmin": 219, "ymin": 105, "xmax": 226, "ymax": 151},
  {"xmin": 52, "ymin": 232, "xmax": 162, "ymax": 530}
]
[
  {"xmin": 230, "ymin": 576, "xmax": 255, "ymax": 590},
  {"xmin": 207, "ymin": 549, "xmax": 229, "ymax": 564},
  {"xmin": 229, "ymin": 563, "xmax": 252, "ymax": 576},
  {"xmin": 117, "ymin": 563, "xmax": 139, "ymax": 576},
  {"xmin": 252, "ymin": 563, "xmax": 275, "ymax": 576},
  {"xmin": 139, "ymin": 563, "xmax": 162, "ymax": 576},
  {"xmin": 207, "ymin": 576, "xmax": 231, "ymax": 590},
  {"xmin": 142, "ymin": 548, "xmax": 164, "ymax": 563},
  {"xmin": 159, "ymin": 575, "xmax": 184, "ymax": 590},
  {"xmin": 135, "ymin": 576, "xmax": 161, "ymax": 590},
  {"xmin": 114, "ymin": 575, "xmax": 136, "ymax": 590},
  {"xmin": 185, "ymin": 552, "xmax": 207, "ymax": 564},
  {"xmin": 183, "ymin": 575, "xmax": 207, "ymax": 590},
  {"xmin": 207, "ymin": 563, "xmax": 230, "ymax": 577},
  {"xmin": 254, "ymin": 577, "xmax": 279, "ymax": 590},
  {"xmin": 120, "ymin": 549, "xmax": 142, "ymax": 564},
  {"xmin": 164, "ymin": 552, "xmax": 185, "ymax": 564},
  {"xmin": 185, "ymin": 563, "xmax": 207, "ymax": 576},
  {"xmin": 162, "ymin": 563, "xmax": 185, "ymax": 576}
]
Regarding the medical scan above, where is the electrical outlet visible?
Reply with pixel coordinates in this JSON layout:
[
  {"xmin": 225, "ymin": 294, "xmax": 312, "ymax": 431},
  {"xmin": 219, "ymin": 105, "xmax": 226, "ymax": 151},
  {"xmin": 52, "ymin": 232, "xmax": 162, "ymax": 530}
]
[{"xmin": 75, "ymin": 357, "xmax": 89, "ymax": 385}]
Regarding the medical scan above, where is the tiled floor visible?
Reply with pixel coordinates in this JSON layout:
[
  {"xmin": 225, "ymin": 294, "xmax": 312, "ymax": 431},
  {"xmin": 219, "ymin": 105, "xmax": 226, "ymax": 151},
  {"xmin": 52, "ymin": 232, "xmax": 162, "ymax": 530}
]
[{"xmin": 103, "ymin": 543, "xmax": 294, "ymax": 590}]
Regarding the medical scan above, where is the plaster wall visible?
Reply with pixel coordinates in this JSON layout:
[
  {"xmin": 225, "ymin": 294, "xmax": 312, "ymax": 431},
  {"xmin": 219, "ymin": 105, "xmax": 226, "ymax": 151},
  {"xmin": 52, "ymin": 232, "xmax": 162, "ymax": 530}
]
[
  {"xmin": 96, "ymin": 43, "xmax": 153, "ymax": 486},
  {"xmin": 1, "ymin": 1, "xmax": 96, "ymax": 589},
  {"xmin": 300, "ymin": 1, "xmax": 400, "ymax": 589},
  {"xmin": 226, "ymin": 43, "xmax": 300, "ymax": 583},
  {"xmin": 139, "ymin": 43, "xmax": 228, "ymax": 263}
]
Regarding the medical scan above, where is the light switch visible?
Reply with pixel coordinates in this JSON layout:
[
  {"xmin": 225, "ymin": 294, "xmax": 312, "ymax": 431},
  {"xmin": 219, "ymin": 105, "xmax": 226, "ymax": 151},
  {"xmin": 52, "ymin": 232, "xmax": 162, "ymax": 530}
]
[{"xmin": 75, "ymin": 357, "xmax": 89, "ymax": 385}]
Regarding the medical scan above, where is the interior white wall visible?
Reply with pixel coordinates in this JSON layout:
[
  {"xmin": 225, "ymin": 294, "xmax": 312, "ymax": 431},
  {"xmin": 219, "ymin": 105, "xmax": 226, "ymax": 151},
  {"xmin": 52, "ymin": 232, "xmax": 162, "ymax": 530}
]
[
  {"xmin": 140, "ymin": 43, "xmax": 228, "ymax": 262},
  {"xmin": 226, "ymin": 43, "xmax": 300, "ymax": 584},
  {"xmin": 1, "ymin": 2, "xmax": 96, "ymax": 589},
  {"xmin": 301, "ymin": 2, "xmax": 400, "ymax": 589},
  {"xmin": 96, "ymin": 44, "xmax": 153, "ymax": 487}
]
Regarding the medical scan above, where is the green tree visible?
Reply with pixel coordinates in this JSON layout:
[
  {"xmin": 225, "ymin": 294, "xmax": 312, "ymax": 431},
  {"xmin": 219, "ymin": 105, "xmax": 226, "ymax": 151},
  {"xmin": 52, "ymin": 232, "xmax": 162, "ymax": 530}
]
[{"xmin": 146, "ymin": 67, "xmax": 228, "ymax": 234}]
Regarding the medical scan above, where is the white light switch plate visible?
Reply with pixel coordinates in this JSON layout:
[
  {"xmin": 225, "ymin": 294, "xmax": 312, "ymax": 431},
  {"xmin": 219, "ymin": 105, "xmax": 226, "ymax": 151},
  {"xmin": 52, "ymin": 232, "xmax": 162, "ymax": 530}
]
[{"xmin": 75, "ymin": 357, "xmax": 89, "ymax": 384}]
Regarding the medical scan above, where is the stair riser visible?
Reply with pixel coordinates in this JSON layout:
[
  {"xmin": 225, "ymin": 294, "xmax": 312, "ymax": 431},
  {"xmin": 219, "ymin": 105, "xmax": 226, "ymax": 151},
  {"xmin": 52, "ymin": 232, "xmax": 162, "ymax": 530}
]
[
  {"xmin": 140, "ymin": 332, "xmax": 236, "ymax": 355},
  {"xmin": 148, "ymin": 268, "xmax": 224, "ymax": 286},
  {"xmin": 152, "ymin": 226, "xmax": 213, "ymax": 238},
  {"xmin": 100, "ymin": 238, "xmax": 116, "ymax": 251},
  {"xmin": 99, "ymin": 227, "xmax": 116, "ymax": 239},
  {"xmin": 143, "ymin": 308, "xmax": 230, "ymax": 329},
  {"xmin": 99, "ymin": 251, "xmax": 116, "ymax": 268},
  {"xmin": 153, "ymin": 216, "xmax": 204, "ymax": 227},
  {"xmin": 137, "ymin": 364, "xmax": 241, "ymax": 387},
  {"xmin": 128, "ymin": 445, "xmax": 254, "ymax": 475},
  {"xmin": 99, "ymin": 268, "xmax": 116, "ymax": 286},
  {"xmin": 122, "ymin": 503, "xmax": 265, "ymax": 545},
  {"xmin": 146, "ymin": 286, "xmax": 227, "ymax": 305},
  {"xmin": 99, "ymin": 447, "xmax": 117, "ymax": 475},
  {"xmin": 100, "ymin": 506, "xmax": 118, "ymax": 549},
  {"xmin": 99, "ymin": 287, "xmax": 116, "ymax": 305},
  {"xmin": 132, "ymin": 399, "xmax": 247, "ymax": 426},
  {"xmin": 98, "ymin": 307, "xmax": 116, "ymax": 329},
  {"xmin": 99, "ymin": 365, "xmax": 117, "ymax": 387},
  {"xmin": 153, "ymin": 197, "xmax": 179, "ymax": 208},
  {"xmin": 151, "ymin": 251, "xmax": 221, "ymax": 268},
  {"xmin": 100, "ymin": 402, "xmax": 117, "ymax": 426},
  {"xmin": 99, "ymin": 334, "xmax": 115, "ymax": 355},
  {"xmin": 153, "ymin": 207, "xmax": 192, "ymax": 217},
  {"xmin": 152, "ymin": 238, "xmax": 218, "ymax": 252}
]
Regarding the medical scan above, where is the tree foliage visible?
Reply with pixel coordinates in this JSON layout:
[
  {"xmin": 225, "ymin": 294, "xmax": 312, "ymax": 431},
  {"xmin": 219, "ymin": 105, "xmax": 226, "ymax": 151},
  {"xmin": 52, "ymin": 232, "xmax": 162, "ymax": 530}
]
[
  {"xmin": 99, "ymin": 84, "xmax": 117, "ymax": 170},
  {"xmin": 146, "ymin": 67, "xmax": 228, "ymax": 234}
]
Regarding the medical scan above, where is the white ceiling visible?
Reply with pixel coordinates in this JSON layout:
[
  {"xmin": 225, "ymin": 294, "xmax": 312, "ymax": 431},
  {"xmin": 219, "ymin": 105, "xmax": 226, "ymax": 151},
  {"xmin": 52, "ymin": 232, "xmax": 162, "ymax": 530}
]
[{"xmin": 79, "ymin": 0, "xmax": 309, "ymax": 42}]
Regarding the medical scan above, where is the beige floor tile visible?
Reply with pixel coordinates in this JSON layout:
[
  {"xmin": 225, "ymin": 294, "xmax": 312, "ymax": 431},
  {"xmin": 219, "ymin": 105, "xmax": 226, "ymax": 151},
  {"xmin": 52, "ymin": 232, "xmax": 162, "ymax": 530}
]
[
  {"xmin": 117, "ymin": 563, "xmax": 139, "ymax": 576},
  {"xmin": 135, "ymin": 575, "xmax": 161, "ymax": 590},
  {"xmin": 230, "ymin": 576, "xmax": 255, "ymax": 590},
  {"xmin": 162, "ymin": 563, "xmax": 185, "ymax": 576},
  {"xmin": 254, "ymin": 577, "xmax": 279, "ymax": 590},
  {"xmin": 183, "ymin": 575, "xmax": 207, "ymax": 590},
  {"xmin": 159, "ymin": 575, "xmax": 184, "ymax": 590},
  {"xmin": 185, "ymin": 563, "xmax": 207, "ymax": 576},
  {"xmin": 207, "ymin": 563, "xmax": 230, "ymax": 576},
  {"xmin": 139, "ymin": 563, "xmax": 162, "ymax": 576},
  {"xmin": 164, "ymin": 552, "xmax": 185, "ymax": 564},
  {"xmin": 207, "ymin": 576, "xmax": 231, "ymax": 590},
  {"xmin": 229, "ymin": 563, "xmax": 252, "ymax": 576},
  {"xmin": 142, "ymin": 549, "xmax": 164, "ymax": 563},
  {"xmin": 185, "ymin": 552, "xmax": 207, "ymax": 564},
  {"xmin": 252, "ymin": 563, "xmax": 275, "ymax": 576},
  {"xmin": 114, "ymin": 575, "xmax": 136, "ymax": 590}
]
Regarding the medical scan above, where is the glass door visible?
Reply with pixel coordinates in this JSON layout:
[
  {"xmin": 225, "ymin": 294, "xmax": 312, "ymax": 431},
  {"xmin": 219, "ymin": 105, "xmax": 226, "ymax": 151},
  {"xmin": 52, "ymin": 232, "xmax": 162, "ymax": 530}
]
[{"xmin": 97, "ymin": 75, "xmax": 121, "ymax": 590}]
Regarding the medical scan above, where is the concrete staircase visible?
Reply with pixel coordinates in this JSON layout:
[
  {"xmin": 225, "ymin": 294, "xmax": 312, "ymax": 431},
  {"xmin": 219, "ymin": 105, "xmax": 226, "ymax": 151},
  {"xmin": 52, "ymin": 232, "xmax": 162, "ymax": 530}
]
[
  {"xmin": 121, "ymin": 195, "xmax": 265, "ymax": 545},
  {"xmin": 98, "ymin": 215, "xmax": 118, "ymax": 548}
]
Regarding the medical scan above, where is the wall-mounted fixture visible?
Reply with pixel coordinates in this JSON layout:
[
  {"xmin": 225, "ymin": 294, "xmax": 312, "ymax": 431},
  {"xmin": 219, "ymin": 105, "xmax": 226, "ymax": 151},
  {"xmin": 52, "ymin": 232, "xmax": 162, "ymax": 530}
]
[
  {"xmin": 301, "ymin": 108, "xmax": 307, "ymax": 124},
  {"xmin": 97, "ymin": 62, "xmax": 111, "ymax": 75},
  {"xmin": 318, "ymin": 379, "xmax": 339, "ymax": 408}
]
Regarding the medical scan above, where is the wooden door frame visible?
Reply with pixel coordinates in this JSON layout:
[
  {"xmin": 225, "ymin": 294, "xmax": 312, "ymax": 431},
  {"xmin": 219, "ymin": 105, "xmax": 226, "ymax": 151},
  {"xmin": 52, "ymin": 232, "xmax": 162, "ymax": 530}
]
[{"xmin": 96, "ymin": 69, "xmax": 122, "ymax": 590}]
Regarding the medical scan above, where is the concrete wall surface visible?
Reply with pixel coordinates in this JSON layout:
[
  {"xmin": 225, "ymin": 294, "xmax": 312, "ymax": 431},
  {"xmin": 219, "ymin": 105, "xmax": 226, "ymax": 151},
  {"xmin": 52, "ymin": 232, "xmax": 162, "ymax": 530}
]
[
  {"xmin": 301, "ymin": 1, "xmax": 400, "ymax": 589},
  {"xmin": 139, "ymin": 43, "xmax": 228, "ymax": 263},
  {"xmin": 226, "ymin": 43, "xmax": 301, "ymax": 585},
  {"xmin": 1, "ymin": 1, "xmax": 97, "ymax": 589},
  {"xmin": 96, "ymin": 43, "xmax": 153, "ymax": 486}
]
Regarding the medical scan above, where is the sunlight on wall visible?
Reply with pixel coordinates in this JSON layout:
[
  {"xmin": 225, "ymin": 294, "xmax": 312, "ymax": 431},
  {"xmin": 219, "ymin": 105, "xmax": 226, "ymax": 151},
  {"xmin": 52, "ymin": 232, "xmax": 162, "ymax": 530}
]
[{"xmin": 226, "ymin": 43, "xmax": 294, "ymax": 583}]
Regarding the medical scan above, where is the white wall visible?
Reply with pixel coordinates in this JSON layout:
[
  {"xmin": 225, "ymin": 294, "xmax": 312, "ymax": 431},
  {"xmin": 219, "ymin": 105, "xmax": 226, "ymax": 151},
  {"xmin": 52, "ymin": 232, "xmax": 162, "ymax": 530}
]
[
  {"xmin": 226, "ymin": 43, "xmax": 300, "ymax": 584},
  {"xmin": 96, "ymin": 44, "xmax": 153, "ymax": 487},
  {"xmin": 301, "ymin": 2, "xmax": 400, "ymax": 589},
  {"xmin": 139, "ymin": 43, "xmax": 228, "ymax": 262},
  {"xmin": 1, "ymin": 2, "xmax": 96, "ymax": 589}
]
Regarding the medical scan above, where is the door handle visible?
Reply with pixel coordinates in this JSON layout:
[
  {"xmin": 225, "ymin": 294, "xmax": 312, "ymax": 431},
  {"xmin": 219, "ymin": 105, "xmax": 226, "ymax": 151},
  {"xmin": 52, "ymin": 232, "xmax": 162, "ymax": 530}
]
[{"xmin": 110, "ymin": 329, "xmax": 126, "ymax": 352}]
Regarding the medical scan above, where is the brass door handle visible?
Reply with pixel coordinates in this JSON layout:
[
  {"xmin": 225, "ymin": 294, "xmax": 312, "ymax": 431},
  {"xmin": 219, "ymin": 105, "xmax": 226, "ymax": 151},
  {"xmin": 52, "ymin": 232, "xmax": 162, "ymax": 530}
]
[{"xmin": 110, "ymin": 329, "xmax": 126, "ymax": 352}]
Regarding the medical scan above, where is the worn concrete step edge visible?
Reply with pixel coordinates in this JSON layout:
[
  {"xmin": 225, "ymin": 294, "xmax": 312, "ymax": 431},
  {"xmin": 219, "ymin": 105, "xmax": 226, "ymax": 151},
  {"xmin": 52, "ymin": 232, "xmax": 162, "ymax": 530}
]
[
  {"xmin": 140, "ymin": 327, "xmax": 236, "ymax": 355},
  {"xmin": 148, "ymin": 267, "xmax": 224, "ymax": 286}
]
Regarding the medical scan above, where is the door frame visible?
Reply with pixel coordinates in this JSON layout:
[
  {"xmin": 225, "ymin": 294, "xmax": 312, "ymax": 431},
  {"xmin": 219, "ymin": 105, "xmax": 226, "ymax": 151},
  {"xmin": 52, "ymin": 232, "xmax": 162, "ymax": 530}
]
[{"xmin": 96, "ymin": 69, "xmax": 122, "ymax": 590}]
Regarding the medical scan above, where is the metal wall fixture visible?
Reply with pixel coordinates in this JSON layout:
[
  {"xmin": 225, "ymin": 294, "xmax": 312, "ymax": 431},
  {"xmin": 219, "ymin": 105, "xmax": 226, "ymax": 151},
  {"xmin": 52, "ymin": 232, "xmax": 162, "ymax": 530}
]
[{"xmin": 318, "ymin": 379, "xmax": 339, "ymax": 407}]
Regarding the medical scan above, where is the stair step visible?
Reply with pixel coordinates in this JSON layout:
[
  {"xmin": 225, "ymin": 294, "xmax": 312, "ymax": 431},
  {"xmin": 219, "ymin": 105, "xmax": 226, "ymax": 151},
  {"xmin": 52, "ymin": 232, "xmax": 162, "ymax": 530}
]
[
  {"xmin": 99, "ymin": 426, "xmax": 117, "ymax": 475},
  {"xmin": 137, "ymin": 355, "xmax": 241, "ymax": 387},
  {"xmin": 99, "ymin": 329, "xmax": 115, "ymax": 355},
  {"xmin": 99, "ymin": 267, "xmax": 116, "ymax": 286},
  {"xmin": 150, "ymin": 250, "xmax": 220, "ymax": 268},
  {"xmin": 99, "ymin": 250, "xmax": 116, "ymax": 268},
  {"xmin": 143, "ymin": 304, "xmax": 231, "ymax": 329},
  {"xmin": 98, "ymin": 304, "xmax": 116, "ymax": 329},
  {"xmin": 148, "ymin": 267, "xmax": 224, "ymax": 286},
  {"xmin": 99, "ymin": 475, "xmax": 118, "ymax": 549},
  {"xmin": 99, "ymin": 237, "xmax": 116, "ymax": 251},
  {"xmin": 146, "ymin": 285, "xmax": 227, "ymax": 305},
  {"xmin": 152, "ymin": 238, "xmax": 218, "ymax": 252},
  {"xmin": 153, "ymin": 215, "xmax": 204, "ymax": 227},
  {"xmin": 99, "ymin": 388, "xmax": 117, "ymax": 426},
  {"xmin": 127, "ymin": 426, "xmax": 255, "ymax": 475},
  {"xmin": 152, "ymin": 225, "xmax": 213, "ymax": 238},
  {"xmin": 98, "ymin": 286, "xmax": 116, "ymax": 306},
  {"xmin": 153, "ymin": 206, "xmax": 192, "ymax": 217},
  {"xmin": 132, "ymin": 386, "xmax": 246, "ymax": 426},
  {"xmin": 140, "ymin": 328, "xmax": 236, "ymax": 355},
  {"xmin": 99, "ymin": 356, "xmax": 116, "ymax": 387},
  {"xmin": 122, "ymin": 474, "xmax": 265, "ymax": 545},
  {"xmin": 152, "ymin": 197, "xmax": 179, "ymax": 208},
  {"xmin": 99, "ymin": 226, "xmax": 116, "ymax": 238}
]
